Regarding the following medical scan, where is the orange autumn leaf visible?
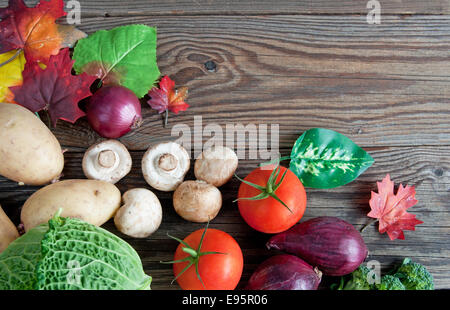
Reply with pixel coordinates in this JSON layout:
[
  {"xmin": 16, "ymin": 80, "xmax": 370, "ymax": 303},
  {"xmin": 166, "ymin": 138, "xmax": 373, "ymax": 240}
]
[
  {"xmin": 148, "ymin": 76, "xmax": 189, "ymax": 114},
  {"xmin": 147, "ymin": 75, "xmax": 189, "ymax": 126},
  {"xmin": 0, "ymin": 0, "xmax": 86, "ymax": 64},
  {"xmin": 367, "ymin": 174, "xmax": 423, "ymax": 240}
]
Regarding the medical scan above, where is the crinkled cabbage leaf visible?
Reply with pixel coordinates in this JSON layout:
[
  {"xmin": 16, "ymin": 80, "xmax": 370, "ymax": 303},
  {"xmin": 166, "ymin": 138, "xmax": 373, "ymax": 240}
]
[
  {"xmin": 0, "ymin": 217, "xmax": 151, "ymax": 290},
  {"xmin": 0, "ymin": 224, "xmax": 48, "ymax": 290}
]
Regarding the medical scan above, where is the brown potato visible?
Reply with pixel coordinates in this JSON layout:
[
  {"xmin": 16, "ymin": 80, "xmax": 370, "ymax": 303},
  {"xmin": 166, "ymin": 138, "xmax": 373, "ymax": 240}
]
[
  {"xmin": 0, "ymin": 103, "xmax": 64, "ymax": 185},
  {"xmin": 21, "ymin": 180, "xmax": 121, "ymax": 231},
  {"xmin": 0, "ymin": 205, "xmax": 19, "ymax": 253}
]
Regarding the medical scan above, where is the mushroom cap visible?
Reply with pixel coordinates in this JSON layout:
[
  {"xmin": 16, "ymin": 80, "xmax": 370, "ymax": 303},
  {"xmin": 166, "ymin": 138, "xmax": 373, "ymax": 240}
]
[
  {"xmin": 114, "ymin": 188, "xmax": 162, "ymax": 238},
  {"xmin": 82, "ymin": 140, "xmax": 132, "ymax": 184},
  {"xmin": 173, "ymin": 180, "xmax": 222, "ymax": 223},
  {"xmin": 142, "ymin": 142, "xmax": 190, "ymax": 192},
  {"xmin": 194, "ymin": 146, "xmax": 238, "ymax": 187}
]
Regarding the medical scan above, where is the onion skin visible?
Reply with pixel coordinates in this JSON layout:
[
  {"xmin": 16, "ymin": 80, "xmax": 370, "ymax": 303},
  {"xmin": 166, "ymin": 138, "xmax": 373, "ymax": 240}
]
[
  {"xmin": 246, "ymin": 254, "xmax": 322, "ymax": 290},
  {"xmin": 87, "ymin": 86, "xmax": 142, "ymax": 138},
  {"xmin": 267, "ymin": 217, "xmax": 368, "ymax": 276}
]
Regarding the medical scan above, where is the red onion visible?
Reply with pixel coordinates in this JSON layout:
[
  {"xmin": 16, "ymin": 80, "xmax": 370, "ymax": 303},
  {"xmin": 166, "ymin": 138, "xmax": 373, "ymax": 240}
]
[
  {"xmin": 86, "ymin": 86, "xmax": 142, "ymax": 138},
  {"xmin": 267, "ymin": 217, "xmax": 368, "ymax": 276},
  {"xmin": 246, "ymin": 255, "xmax": 322, "ymax": 290}
]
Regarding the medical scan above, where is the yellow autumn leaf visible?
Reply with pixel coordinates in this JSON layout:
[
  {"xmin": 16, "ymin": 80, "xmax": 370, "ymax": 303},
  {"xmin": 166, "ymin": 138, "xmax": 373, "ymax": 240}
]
[{"xmin": 0, "ymin": 50, "xmax": 26, "ymax": 103}]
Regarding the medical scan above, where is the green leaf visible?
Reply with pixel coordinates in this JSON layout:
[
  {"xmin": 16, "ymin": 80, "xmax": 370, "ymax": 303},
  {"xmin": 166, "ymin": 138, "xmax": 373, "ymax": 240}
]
[
  {"xmin": 0, "ymin": 224, "xmax": 48, "ymax": 290},
  {"xmin": 35, "ymin": 217, "xmax": 152, "ymax": 290},
  {"xmin": 73, "ymin": 24, "xmax": 160, "ymax": 98},
  {"xmin": 289, "ymin": 128, "xmax": 374, "ymax": 188}
]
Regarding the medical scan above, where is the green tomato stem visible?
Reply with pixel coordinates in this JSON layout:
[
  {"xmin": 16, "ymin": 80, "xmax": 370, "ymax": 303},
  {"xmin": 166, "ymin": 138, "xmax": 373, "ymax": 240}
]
[
  {"xmin": 162, "ymin": 221, "xmax": 227, "ymax": 289},
  {"xmin": 234, "ymin": 162, "xmax": 292, "ymax": 213}
]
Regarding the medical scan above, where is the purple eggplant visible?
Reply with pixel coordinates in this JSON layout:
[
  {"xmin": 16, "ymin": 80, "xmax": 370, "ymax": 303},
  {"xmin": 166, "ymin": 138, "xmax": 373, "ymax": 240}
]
[
  {"xmin": 246, "ymin": 254, "xmax": 322, "ymax": 290},
  {"xmin": 267, "ymin": 216, "xmax": 368, "ymax": 276}
]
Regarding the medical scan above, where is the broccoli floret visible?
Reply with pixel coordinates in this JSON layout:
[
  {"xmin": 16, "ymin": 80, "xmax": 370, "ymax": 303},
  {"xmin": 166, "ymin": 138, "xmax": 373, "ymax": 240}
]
[
  {"xmin": 334, "ymin": 265, "xmax": 374, "ymax": 290},
  {"xmin": 393, "ymin": 258, "xmax": 434, "ymax": 290},
  {"xmin": 376, "ymin": 275, "xmax": 405, "ymax": 290}
]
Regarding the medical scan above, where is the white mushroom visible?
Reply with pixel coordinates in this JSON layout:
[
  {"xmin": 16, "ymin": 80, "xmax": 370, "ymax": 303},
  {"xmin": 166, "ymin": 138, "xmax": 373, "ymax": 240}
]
[
  {"xmin": 173, "ymin": 180, "xmax": 222, "ymax": 223},
  {"xmin": 142, "ymin": 142, "xmax": 190, "ymax": 192},
  {"xmin": 82, "ymin": 140, "xmax": 132, "ymax": 184},
  {"xmin": 114, "ymin": 188, "xmax": 162, "ymax": 238},
  {"xmin": 194, "ymin": 146, "xmax": 238, "ymax": 187}
]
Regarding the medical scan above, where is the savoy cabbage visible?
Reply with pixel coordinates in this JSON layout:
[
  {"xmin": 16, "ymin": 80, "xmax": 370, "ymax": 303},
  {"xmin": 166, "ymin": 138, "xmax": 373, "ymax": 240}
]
[{"xmin": 0, "ymin": 216, "xmax": 151, "ymax": 290}]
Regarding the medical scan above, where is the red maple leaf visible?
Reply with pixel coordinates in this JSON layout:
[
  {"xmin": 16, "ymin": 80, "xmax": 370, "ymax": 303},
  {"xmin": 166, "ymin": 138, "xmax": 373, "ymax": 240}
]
[
  {"xmin": 147, "ymin": 76, "xmax": 189, "ymax": 126},
  {"xmin": 10, "ymin": 48, "xmax": 96, "ymax": 126},
  {"xmin": 367, "ymin": 174, "xmax": 423, "ymax": 240},
  {"xmin": 0, "ymin": 0, "xmax": 84, "ymax": 64}
]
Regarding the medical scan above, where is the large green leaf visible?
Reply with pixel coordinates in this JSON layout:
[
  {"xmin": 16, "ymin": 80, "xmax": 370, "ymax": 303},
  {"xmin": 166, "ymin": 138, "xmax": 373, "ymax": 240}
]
[
  {"xmin": 289, "ymin": 128, "xmax": 374, "ymax": 188},
  {"xmin": 73, "ymin": 24, "xmax": 160, "ymax": 98},
  {"xmin": 36, "ymin": 216, "xmax": 152, "ymax": 290},
  {"xmin": 0, "ymin": 224, "xmax": 48, "ymax": 290}
]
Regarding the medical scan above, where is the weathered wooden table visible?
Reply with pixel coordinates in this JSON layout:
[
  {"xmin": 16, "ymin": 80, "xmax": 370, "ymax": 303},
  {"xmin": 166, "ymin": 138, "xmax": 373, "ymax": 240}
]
[{"xmin": 1, "ymin": 0, "xmax": 449, "ymax": 289}]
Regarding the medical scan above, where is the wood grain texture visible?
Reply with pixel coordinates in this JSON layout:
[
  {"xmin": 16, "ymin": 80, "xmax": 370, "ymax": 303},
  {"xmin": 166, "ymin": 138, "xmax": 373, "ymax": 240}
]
[
  {"xmin": 38, "ymin": 14, "xmax": 450, "ymax": 150},
  {"xmin": 1, "ymin": 146, "xmax": 449, "ymax": 288},
  {"xmin": 0, "ymin": 0, "xmax": 449, "ymax": 290},
  {"xmin": 2, "ymin": 0, "xmax": 449, "ymax": 15}
]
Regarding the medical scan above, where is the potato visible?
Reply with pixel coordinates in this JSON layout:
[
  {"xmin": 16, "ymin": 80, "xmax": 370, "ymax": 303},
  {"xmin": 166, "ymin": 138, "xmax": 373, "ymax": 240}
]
[
  {"xmin": 0, "ymin": 205, "xmax": 19, "ymax": 253},
  {"xmin": 21, "ymin": 180, "xmax": 121, "ymax": 231},
  {"xmin": 0, "ymin": 103, "xmax": 64, "ymax": 185}
]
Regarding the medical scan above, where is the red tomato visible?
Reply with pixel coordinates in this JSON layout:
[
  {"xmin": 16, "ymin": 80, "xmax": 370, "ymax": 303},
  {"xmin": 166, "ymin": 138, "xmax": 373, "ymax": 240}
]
[
  {"xmin": 237, "ymin": 165, "xmax": 307, "ymax": 233},
  {"xmin": 173, "ymin": 228, "xmax": 243, "ymax": 290}
]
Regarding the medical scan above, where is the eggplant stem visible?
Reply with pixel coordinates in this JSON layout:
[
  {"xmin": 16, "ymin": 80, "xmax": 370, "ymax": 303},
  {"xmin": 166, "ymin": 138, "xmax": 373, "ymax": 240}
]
[{"xmin": 360, "ymin": 218, "xmax": 379, "ymax": 233}]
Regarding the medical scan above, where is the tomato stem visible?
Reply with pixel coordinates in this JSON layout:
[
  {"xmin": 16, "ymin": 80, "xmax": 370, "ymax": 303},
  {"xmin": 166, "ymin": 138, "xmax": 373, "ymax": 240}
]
[
  {"xmin": 161, "ymin": 221, "xmax": 227, "ymax": 288},
  {"xmin": 234, "ymin": 163, "xmax": 293, "ymax": 213}
]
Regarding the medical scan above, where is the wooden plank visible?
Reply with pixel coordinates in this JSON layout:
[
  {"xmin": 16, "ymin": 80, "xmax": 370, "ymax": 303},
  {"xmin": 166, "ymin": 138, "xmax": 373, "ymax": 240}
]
[
  {"xmin": 0, "ymin": 3, "xmax": 448, "ymax": 290},
  {"xmin": 2, "ymin": 145, "xmax": 449, "ymax": 202},
  {"xmin": 1, "ymin": 145, "xmax": 449, "ymax": 288},
  {"xmin": 2, "ymin": 0, "xmax": 449, "ymax": 16},
  {"xmin": 31, "ymin": 14, "xmax": 449, "ymax": 150}
]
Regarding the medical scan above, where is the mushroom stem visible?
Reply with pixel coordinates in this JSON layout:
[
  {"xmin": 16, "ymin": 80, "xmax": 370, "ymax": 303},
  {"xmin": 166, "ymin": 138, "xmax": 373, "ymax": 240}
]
[
  {"xmin": 97, "ymin": 150, "xmax": 117, "ymax": 168},
  {"xmin": 158, "ymin": 153, "xmax": 178, "ymax": 172},
  {"xmin": 83, "ymin": 140, "xmax": 132, "ymax": 183}
]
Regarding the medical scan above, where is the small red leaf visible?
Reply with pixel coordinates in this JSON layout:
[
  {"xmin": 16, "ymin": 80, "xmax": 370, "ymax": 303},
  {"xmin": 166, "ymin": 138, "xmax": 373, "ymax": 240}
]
[
  {"xmin": 147, "ymin": 76, "xmax": 189, "ymax": 115},
  {"xmin": 10, "ymin": 48, "xmax": 96, "ymax": 126},
  {"xmin": 147, "ymin": 87, "xmax": 169, "ymax": 114},
  {"xmin": 367, "ymin": 174, "xmax": 423, "ymax": 240}
]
